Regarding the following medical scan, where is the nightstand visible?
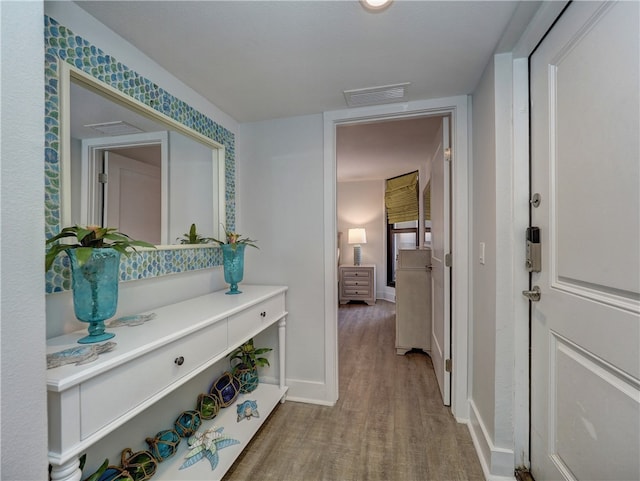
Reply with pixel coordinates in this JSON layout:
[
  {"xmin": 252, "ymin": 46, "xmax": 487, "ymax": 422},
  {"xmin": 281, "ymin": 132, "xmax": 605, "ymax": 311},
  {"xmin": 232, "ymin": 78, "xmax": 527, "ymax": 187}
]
[{"xmin": 339, "ymin": 264, "xmax": 376, "ymax": 305}]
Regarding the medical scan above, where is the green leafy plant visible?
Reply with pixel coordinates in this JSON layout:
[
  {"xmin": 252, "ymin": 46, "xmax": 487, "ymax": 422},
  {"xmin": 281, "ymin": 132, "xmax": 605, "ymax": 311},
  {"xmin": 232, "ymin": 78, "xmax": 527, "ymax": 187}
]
[
  {"xmin": 82, "ymin": 457, "xmax": 110, "ymax": 481},
  {"xmin": 45, "ymin": 225, "xmax": 155, "ymax": 271},
  {"xmin": 177, "ymin": 223, "xmax": 214, "ymax": 245},
  {"xmin": 228, "ymin": 338, "xmax": 272, "ymax": 371},
  {"xmin": 211, "ymin": 224, "xmax": 258, "ymax": 251}
]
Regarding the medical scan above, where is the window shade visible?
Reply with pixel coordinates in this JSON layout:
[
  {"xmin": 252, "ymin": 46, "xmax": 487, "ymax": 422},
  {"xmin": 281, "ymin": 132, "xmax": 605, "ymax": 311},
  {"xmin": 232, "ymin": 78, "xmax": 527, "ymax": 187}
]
[{"xmin": 385, "ymin": 171, "xmax": 419, "ymax": 224}]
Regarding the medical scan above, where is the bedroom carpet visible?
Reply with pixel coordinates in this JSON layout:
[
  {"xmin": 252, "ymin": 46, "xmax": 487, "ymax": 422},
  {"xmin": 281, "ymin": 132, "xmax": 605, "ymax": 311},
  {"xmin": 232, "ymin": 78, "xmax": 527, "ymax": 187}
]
[{"xmin": 223, "ymin": 300, "xmax": 484, "ymax": 481}]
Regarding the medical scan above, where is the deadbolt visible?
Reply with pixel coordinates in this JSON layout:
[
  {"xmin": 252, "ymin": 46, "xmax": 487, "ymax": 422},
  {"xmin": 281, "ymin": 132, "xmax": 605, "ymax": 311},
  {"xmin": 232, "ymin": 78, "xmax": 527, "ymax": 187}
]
[
  {"xmin": 522, "ymin": 286, "xmax": 541, "ymax": 302},
  {"xmin": 530, "ymin": 193, "xmax": 541, "ymax": 208}
]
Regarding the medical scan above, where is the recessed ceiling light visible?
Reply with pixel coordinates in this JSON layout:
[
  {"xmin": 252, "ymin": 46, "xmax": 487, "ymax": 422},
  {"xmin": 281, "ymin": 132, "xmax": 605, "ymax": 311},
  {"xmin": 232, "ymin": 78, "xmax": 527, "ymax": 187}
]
[
  {"xmin": 83, "ymin": 120, "xmax": 144, "ymax": 136},
  {"xmin": 344, "ymin": 83, "xmax": 410, "ymax": 108},
  {"xmin": 361, "ymin": 0, "xmax": 393, "ymax": 12}
]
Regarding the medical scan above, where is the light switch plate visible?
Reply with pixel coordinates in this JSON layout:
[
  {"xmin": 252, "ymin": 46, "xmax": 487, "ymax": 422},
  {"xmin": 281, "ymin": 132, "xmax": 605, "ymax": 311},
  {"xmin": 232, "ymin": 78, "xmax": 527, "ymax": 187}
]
[{"xmin": 479, "ymin": 242, "xmax": 485, "ymax": 265}]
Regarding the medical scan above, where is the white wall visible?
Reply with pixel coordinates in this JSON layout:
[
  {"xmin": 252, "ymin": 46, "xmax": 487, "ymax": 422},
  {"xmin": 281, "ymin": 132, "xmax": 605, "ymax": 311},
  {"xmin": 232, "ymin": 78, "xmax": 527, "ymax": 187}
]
[
  {"xmin": 0, "ymin": 2, "xmax": 48, "ymax": 479},
  {"xmin": 492, "ymin": 53, "xmax": 516, "ymax": 451},
  {"xmin": 471, "ymin": 54, "xmax": 498, "ymax": 446},
  {"xmin": 337, "ymin": 180, "xmax": 386, "ymax": 298},
  {"xmin": 237, "ymin": 114, "xmax": 330, "ymax": 402}
]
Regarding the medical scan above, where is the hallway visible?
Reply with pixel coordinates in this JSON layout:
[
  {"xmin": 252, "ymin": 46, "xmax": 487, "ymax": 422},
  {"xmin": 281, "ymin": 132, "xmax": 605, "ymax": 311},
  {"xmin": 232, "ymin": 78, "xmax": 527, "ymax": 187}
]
[{"xmin": 224, "ymin": 301, "xmax": 483, "ymax": 480}]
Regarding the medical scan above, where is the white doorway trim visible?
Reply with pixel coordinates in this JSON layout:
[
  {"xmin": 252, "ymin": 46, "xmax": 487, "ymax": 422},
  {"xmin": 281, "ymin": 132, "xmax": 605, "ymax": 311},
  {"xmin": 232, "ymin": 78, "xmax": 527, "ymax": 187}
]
[{"xmin": 323, "ymin": 96, "xmax": 470, "ymax": 420}]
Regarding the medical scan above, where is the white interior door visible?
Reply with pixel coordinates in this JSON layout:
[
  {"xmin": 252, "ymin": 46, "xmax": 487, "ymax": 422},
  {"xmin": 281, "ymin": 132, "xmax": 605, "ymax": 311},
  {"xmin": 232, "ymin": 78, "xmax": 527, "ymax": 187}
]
[
  {"xmin": 530, "ymin": 2, "xmax": 639, "ymax": 479},
  {"xmin": 430, "ymin": 116, "xmax": 451, "ymax": 406},
  {"xmin": 104, "ymin": 151, "xmax": 161, "ymax": 244}
]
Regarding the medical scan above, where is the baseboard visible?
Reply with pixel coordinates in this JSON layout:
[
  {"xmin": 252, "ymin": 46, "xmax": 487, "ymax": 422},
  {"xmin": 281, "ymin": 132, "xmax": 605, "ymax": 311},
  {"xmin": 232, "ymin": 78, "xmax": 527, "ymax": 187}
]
[
  {"xmin": 468, "ymin": 399, "xmax": 516, "ymax": 479},
  {"xmin": 377, "ymin": 290, "xmax": 395, "ymax": 303},
  {"xmin": 270, "ymin": 377, "xmax": 337, "ymax": 406},
  {"xmin": 285, "ymin": 395, "xmax": 336, "ymax": 406}
]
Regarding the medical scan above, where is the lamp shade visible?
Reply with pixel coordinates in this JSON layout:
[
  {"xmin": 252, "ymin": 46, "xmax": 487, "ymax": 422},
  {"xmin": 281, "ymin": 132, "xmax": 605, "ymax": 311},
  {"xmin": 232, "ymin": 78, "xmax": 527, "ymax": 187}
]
[{"xmin": 348, "ymin": 228, "xmax": 367, "ymax": 245}]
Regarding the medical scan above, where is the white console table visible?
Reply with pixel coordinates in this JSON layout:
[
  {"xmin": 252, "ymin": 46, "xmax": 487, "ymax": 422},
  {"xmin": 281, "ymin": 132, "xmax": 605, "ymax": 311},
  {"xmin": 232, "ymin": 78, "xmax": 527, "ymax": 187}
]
[{"xmin": 47, "ymin": 285, "xmax": 288, "ymax": 481}]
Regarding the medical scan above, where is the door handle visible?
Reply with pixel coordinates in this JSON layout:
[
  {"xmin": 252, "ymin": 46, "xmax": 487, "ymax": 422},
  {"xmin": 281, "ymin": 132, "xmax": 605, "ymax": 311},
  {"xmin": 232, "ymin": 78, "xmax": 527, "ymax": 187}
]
[{"xmin": 522, "ymin": 286, "xmax": 541, "ymax": 302}]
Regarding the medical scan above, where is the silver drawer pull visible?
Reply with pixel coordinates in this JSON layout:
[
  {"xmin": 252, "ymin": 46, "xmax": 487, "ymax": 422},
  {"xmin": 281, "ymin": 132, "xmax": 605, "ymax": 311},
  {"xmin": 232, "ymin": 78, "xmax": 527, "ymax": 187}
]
[
  {"xmin": 260, "ymin": 311, "xmax": 266, "ymax": 318},
  {"xmin": 174, "ymin": 356, "xmax": 185, "ymax": 366}
]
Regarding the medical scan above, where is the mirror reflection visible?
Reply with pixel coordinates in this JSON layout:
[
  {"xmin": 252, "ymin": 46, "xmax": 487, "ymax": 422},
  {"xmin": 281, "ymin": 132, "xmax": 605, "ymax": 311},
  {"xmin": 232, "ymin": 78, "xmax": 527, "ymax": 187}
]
[{"xmin": 64, "ymin": 66, "xmax": 224, "ymax": 246}]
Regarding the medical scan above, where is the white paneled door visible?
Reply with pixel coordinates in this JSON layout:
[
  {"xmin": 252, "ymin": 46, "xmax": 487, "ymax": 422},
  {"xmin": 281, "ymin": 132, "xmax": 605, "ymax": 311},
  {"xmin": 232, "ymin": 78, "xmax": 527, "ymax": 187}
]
[
  {"xmin": 104, "ymin": 151, "xmax": 161, "ymax": 244},
  {"xmin": 430, "ymin": 116, "xmax": 451, "ymax": 406},
  {"xmin": 530, "ymin": 2, "xmax": 640, "ymax": 479}
]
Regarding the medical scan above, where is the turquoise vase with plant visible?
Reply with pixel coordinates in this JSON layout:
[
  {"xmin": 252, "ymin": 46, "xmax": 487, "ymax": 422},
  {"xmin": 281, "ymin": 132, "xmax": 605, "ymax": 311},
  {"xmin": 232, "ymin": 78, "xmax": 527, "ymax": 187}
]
[
  {"xmin": 46, "ymin": 225, "xmax": 155, "ymax": 344},
  {"xmin": 228, "ymin": 338, "xmax": 272, "ymax": 393},
  {"xmin": 212, "ymin": 225, "xmax": 258, "ymax": 295}
]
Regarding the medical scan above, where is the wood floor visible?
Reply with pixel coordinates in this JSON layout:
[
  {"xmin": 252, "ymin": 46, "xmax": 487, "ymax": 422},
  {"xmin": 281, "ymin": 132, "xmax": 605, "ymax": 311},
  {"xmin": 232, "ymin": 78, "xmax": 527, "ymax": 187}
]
[{"xmin": 223, "ymin": 300, "xmax": 484, "ymax": 481}]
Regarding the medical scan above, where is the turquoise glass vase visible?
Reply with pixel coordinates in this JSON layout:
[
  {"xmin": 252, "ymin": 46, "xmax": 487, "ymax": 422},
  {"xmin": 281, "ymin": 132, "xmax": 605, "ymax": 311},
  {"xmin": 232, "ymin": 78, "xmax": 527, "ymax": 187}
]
[
  {"xmin": 67, "ymin": 248, "xmax": 120, "ymax": 344},
  {"xmin": 221, "ymin": 243, "xmax": 245, "ymax": 295}
]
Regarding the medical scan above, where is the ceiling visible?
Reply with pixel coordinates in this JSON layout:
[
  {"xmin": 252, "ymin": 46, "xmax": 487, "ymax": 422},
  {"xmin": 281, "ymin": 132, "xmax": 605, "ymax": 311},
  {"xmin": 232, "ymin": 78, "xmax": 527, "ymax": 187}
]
[
  {"xmin": 74, "ymin": 0, "xmax": 538, "ymax": 123},
  {"xmin": 337, "ymin": 116, "xmax": 442, "ymax": 181},
  {"xmin": 72, "ymin": 0, "xmax": 540, "ymax": 180}
]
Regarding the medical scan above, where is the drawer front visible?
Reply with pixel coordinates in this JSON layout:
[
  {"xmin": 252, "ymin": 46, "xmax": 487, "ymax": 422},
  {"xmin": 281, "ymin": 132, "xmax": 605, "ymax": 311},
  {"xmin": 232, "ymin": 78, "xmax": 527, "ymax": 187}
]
[
  {"xmin": 342, "ymin": 269, "xmax": 371, "ymax": 279},
  {"xmin": 228, "ymin": 293, "xmax": 285, "ymax": 346},
  {"xmin": 80, "ymin": 320, "xmax": 227, "ymax": 438},
  {"xmin": 343, "ymin": 279, "xmax": 370, "ymax": 288},
  {"xmin": 343, "ymin": 287, "xmax": 371, "ymax": 297}
]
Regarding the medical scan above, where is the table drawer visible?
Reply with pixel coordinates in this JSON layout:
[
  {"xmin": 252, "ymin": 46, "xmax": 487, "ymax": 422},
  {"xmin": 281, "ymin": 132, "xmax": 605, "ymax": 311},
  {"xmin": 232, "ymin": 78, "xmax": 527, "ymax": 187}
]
[
  {"xmin": 228, "ymin": 293, "xmax": 285, "ymax": 346},
  {"xmin": 343, "ymin": 287, "xmax": 371, "ymax": 297},
  {"xmin": 343, "ymin": 279, "xmax": 370, "ymax": 287},
  {"xmin": 80, "ymin": 319, "xmax": 227, "ymax": 438},
  {"xmin": 341, "ymin": 269, "xmax": 371, "ymax": 279}
]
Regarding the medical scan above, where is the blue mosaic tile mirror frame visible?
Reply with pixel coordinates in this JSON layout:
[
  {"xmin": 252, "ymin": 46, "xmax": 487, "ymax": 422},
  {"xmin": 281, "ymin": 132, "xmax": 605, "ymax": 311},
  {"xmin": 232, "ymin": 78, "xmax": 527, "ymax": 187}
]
[{"xmin": 45, "ymin": 16, "xmax": 235, "ymax": 293}]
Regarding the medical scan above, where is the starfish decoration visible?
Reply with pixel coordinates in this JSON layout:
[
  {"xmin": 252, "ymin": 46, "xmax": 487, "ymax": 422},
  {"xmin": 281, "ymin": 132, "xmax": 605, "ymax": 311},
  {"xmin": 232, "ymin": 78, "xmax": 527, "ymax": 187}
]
[
  {"xmin": 47, "ymin": 342, "xmax": 117, "ymax": 369},
  {"xmin": 237, "ymin": 400, "xmax": 260, "ymax": 422},
  {"xmin": 106, "ymin": 312, "xmax": 156, "ymax": 328},
  {"xmin": 179, "ymin": 426, "xmax": 240, "ymax": 471}
]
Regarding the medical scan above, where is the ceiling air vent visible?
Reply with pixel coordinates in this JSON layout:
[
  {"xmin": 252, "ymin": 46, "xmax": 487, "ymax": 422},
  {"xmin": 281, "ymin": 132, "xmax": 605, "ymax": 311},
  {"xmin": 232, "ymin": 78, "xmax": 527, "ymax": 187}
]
[
  {"xmin": 343, "ymin": 82, "xmax": 410, "ymax": 108},
  {"xmin": 84, "ymin": 120, "xmax": 144, "ymax": 136}
]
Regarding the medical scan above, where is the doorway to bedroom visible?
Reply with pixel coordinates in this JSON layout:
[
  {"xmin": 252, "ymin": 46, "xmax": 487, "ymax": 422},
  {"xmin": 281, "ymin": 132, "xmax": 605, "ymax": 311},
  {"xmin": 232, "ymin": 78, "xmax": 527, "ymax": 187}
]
[{"xmin": 335, "ymin": 113, "xmax": 451, "ymax": 406}]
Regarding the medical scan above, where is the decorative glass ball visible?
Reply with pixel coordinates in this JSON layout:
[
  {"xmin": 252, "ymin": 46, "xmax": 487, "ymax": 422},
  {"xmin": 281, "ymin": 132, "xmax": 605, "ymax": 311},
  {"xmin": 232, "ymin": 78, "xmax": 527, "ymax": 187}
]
[
  {"xmin": 210, "ymin": 371, "xmax": 241, "ymax": 407},
  {"xmin": 196, "ymin": 392, "xmax": 220, "ymax": 420},
  {"xmin": 145, "ymin": 429, "xmax": 181, "ymax": 461},
  {"xmin": 97, "ymin": 466, "xmax": 134, "ymax": 481},
  {"xmin": 120, "ymin": 448, "xmax": 157, "ymax": 481},
  {"xmin": 174, "ymin": 410, "xmax": 202, "ymax": 437}
]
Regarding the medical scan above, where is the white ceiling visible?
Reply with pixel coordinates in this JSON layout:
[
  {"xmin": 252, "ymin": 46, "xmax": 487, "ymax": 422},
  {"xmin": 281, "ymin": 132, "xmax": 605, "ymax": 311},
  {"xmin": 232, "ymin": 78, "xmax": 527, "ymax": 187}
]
[
  {"xmin": 72, "ymin": 0, "xmax": 540, "ymax": 180},
  {"xmin": 74, "ymin": 0, "xmax": 538, "ymax": 123}
]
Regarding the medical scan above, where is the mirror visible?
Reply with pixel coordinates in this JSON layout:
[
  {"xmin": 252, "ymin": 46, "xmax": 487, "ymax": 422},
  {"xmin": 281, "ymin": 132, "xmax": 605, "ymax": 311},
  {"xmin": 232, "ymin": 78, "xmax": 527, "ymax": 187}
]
[{"xmin": 60, "ymin": 62, "xmax": 226, "ymax": 246}]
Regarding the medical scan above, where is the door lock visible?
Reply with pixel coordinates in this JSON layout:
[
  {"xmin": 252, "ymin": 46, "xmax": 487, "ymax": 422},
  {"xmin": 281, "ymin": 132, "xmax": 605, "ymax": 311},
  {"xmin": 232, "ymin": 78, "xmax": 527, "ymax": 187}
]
[
  {"xmin": 526, "ymin": 226, "xmax": 541, "ymax": 272},
  {"xmin": 522, "ymin": 285, "xmax": 541, "ymax": 302}
]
